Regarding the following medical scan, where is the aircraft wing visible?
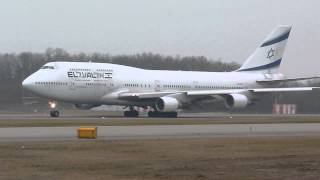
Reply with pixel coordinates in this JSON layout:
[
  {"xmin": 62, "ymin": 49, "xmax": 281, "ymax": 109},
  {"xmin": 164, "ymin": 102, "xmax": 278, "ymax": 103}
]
[
  {"xmin": 119, "ymin": 91, "xmax": 180, "ymax": 99},
  {"xmin": 188, "ymin": 87, "xmax": 317, "ymax": 95},
  {"xmin": 250, "ymin": 87, "xmax": 317, "ymax": 92},
  {"xmin": 118, "ymin": 87, "xmax": 319, "ymax": 99},
  {"xmin": 257, "ymin": 76, "xmax": 320, "ymax": 84}
]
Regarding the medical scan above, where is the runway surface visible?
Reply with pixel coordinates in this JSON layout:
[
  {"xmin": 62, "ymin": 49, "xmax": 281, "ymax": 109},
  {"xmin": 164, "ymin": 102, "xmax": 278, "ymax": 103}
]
[
  {"xmin": 0, "ymin": 112, "xmax": 242, "ymax": 120},
  {"xmin": 0, "ymin": 112, "xmax": 320, "ymax": 120},
  {"xmin": 1, "ymin": 123, "xmax": 320, "ymax": 142}
]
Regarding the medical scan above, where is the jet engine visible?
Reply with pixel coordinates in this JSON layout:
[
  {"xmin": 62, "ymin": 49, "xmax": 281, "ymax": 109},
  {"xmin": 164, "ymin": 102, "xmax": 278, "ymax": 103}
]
[
  {"xmin": 74, "ymin": 104, "xmax": 100, "ymax": 110},
  {"xmin": 155, "ymin": 97, "xmax": 179, "ymax": 112},
  {"xmin": 225, "ymin": 94, "xmax": 249, "ymax": 109}
]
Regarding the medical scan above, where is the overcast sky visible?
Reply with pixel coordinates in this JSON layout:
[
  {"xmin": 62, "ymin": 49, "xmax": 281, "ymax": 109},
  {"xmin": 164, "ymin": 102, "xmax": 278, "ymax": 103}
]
[{"xmin": 0, "ymin": 0, "xmax": 319, "ymax": 76}]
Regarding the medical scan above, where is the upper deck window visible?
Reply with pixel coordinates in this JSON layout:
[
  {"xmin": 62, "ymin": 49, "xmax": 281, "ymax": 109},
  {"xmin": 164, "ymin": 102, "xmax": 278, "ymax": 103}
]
[{"xmin": 41, "ymin": 66, "xmax": 54, "ymax": 69}]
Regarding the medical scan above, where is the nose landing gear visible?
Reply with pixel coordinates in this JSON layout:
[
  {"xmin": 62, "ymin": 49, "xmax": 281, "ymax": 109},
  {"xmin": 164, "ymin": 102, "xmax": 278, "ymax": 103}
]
[
  {"xmin": 48, "ymin": 101, "xmax": 60, "ymax": 118},
  {"xmin": 50, "ymin": 110, "xmax": 60, "ymax": 117}
]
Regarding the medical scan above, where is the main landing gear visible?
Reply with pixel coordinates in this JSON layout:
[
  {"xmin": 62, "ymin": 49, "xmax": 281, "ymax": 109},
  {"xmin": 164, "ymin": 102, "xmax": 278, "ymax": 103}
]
[
  {"xmin": 148, "ymin": 111, "xmax": 178, "ymax": 118},
  {"xmin": 123, "ymin": 107, "xmax": 178, "ymax": 118},
  {"xmin": 124, "ymin": 106, "xmax": 139, "ymax": 117}
]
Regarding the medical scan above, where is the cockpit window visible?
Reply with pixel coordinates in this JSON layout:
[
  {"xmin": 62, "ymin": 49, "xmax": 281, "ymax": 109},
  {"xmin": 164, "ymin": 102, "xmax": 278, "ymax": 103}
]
[{"xmin": 41, "ymin": 66, "xmax": 54, "ymax": 69}]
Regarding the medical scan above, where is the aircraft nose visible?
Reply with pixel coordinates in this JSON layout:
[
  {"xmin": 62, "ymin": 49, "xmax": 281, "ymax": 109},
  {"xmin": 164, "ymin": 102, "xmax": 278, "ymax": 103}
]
[{"xmin": 22, "ymin": 76, "xmax": 34, "ymax": 91}]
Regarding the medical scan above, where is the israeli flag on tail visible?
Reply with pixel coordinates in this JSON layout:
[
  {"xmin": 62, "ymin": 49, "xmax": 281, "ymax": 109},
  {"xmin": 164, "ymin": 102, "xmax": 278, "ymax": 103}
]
[{"xmin": 237, "ymin": 26, "xmax": 292, "ymax": 73}]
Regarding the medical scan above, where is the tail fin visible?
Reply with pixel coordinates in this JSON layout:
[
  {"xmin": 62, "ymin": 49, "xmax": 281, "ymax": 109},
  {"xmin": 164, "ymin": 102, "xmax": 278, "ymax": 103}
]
[{"xmin": 237, "ymin": 25, "xmax": 292, "ymax": 73}]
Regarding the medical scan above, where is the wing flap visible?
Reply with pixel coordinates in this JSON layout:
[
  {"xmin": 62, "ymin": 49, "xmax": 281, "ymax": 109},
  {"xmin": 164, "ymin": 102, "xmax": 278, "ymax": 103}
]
[{"xmin": 257, "ymin": 76, "xmax": 320, "ymax": 84}]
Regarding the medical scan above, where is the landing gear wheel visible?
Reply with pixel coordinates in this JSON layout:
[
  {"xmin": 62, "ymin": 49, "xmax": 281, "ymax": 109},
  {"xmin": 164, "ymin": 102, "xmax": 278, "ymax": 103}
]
[
  {"xmin": 148, "ymin": 111, "xmax": 177, "ymax": 118},
  {"xmin": 148, "ymin": 111, "xmax": 158, "ymax": 117},
  {"xmin": 50, "ymin": 110, "xmax": 60, "ymax": 118},
  {"xmin": 166, "ymin": 112, "xmax": 178, "ymax": 118},
  {"xmin": 124, "ymin": 110, "xmax": 139, "ymax": 117}
]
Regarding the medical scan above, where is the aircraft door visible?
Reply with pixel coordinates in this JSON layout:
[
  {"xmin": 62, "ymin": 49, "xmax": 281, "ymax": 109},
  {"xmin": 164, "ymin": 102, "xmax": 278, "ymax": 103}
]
[
  {"xmin": 94, "ymin": 82, "xmax": 103, "ymax": 97},
  {"xmin": 68, "ymin": 81, "xmax": 76, "ymax": 91},
  {"xmin": 154, "ymin": 80, "xmax": 161, "ymax": 92},
  {"xmin": 94, "ymin": 80, "xmax": 112, "ymax": 97},
  {"xmin": 193, "ymin": 81, "xmax": 199, "ymax": 89}
]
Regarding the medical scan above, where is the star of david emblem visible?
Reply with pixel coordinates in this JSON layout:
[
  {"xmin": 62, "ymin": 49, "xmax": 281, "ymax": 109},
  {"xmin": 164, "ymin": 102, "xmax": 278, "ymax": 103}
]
[{"xmin": 267, "ymin": 48, "xmax": 275, "ymax": 59}]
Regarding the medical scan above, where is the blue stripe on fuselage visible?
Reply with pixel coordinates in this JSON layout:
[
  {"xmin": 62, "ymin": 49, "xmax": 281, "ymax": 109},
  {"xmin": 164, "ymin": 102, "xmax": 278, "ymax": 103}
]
[
  {"xmin": 260, "ymin": 31, "xmax": 290, "ymax": 47},
  {"xmin": 237, "ymin": 59, "xmax": 282, "ymax": 72}
]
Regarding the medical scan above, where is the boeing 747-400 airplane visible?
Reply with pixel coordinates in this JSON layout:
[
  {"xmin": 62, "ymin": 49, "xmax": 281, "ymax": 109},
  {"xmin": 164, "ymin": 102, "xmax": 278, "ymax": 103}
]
[{"xmin": 22, "ymin": 26, "xmax": 319, "ymax": 117}]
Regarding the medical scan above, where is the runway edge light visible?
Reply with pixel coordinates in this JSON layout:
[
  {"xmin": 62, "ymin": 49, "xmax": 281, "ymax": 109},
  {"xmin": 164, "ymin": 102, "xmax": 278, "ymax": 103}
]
[{"xmin": 78, "ymin": 127, "xmax": 98, "ymax": 139}]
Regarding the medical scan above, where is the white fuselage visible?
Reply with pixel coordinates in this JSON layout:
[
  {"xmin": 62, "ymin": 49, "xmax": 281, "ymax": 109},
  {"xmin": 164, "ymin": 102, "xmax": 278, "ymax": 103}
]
[{"xmin": 23, "ymin": 61, "xmax": 268, "ymax": 107}]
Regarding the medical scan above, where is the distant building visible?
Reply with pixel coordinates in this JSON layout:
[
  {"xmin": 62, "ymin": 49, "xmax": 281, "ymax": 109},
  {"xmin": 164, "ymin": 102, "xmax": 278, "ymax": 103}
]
[{"xmin": 273, "ymin": 104, "xmax": 297, "ymax": 115}]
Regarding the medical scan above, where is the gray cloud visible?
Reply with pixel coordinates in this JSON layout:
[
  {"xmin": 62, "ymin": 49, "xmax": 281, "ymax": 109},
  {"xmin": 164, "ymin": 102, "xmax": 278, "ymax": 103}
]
[{"xmin": 0, "ymin": 0, "xmax": 319, "ymax": 76}]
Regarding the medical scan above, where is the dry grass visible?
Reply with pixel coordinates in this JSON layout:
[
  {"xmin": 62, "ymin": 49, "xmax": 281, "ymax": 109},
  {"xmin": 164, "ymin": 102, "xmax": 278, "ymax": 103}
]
[{"xmin": 1, "ymin": 137, "xmax": 320, "ymax": 179}]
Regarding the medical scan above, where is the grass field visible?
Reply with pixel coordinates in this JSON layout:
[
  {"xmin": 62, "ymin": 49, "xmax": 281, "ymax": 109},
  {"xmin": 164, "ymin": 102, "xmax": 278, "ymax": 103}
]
[
  {"xmin": 1, "ymin": 137, "xmax": 320, "ymax": 180},
  {"xmin": 1, "ymin": 115, "xmax": 320, "ymax": 127}
]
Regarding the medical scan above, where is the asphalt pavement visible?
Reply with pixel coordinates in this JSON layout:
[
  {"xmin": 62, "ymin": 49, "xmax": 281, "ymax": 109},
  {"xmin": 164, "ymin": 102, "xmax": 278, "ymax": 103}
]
[{"xmin": 1, "ymin": 123, "xmax": 320, "ymax": 142}]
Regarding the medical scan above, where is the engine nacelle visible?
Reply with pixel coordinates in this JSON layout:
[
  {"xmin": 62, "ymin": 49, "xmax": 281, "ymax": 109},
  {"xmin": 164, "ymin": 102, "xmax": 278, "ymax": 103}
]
[
  {"xmin": 74, "ymin": 104, "xmax": 100, "ymax": 110},
  {"xmin": 225, "ymin": 94, "xmax": 249, "ymax": 109},
  {"xmin": 155, "ymin": 97, "xmax": 179, "ymax": 112}
]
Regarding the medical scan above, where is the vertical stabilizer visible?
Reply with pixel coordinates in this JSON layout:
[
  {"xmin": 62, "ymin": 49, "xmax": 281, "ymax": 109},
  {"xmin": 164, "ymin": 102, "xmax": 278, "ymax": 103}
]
[{"xmin": 237, "ymin": 26, "xmax": 292, "ymax": 73}]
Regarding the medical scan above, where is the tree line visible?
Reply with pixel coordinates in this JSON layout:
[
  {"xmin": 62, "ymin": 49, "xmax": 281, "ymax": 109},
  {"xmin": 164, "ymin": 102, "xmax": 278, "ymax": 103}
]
[
  {"xmin": 0, "ymin": 48, "xmax": 240, "ymax": 104},
  {"xmin": 0, "ymin": 48, "xmax": 240, "ymax": 81}
]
